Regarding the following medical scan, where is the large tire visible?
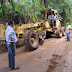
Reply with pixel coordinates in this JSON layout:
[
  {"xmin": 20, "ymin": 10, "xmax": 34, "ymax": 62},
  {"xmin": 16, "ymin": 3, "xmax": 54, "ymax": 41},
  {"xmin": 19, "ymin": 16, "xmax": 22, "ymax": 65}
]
[
  {"xmin": 24, "ymin": 30, "xmax": 39, "ymax": 51},
  {"xmin": 61, "ymin": 27, "xmax": 66, "ymax": 36},
  {"xmin": 56, "ymin": 27, "xmax": 62, "ymax": 38}
]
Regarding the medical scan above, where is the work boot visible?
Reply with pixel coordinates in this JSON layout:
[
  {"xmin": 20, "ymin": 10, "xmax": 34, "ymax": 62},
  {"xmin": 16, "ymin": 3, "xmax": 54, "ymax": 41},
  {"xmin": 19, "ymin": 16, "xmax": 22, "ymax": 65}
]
[{"xmin": 11, "ymin": 66, "xmax": 19, "ymax": 70}]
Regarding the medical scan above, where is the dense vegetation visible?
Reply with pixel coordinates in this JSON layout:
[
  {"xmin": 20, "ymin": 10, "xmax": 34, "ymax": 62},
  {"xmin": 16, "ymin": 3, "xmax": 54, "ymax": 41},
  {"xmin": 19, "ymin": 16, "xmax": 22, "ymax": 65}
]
[{"xmin": 0, "ymin": 0, "xmax": 72, "ymax": 27}]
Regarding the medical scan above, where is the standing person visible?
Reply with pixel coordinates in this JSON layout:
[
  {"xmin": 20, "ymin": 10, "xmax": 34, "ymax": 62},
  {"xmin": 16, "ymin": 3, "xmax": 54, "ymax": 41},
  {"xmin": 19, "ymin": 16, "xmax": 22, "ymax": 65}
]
[
  {"xmin": 52, "ymin": 13, "xmax": 57, "ymax": 27},
  {"xmin": 5, "ymin": 20, "xmax": 19, "ymax": 70},
  {"xmin": 66, "ymin": 22, "xmax": 72, "ymax": 41}
]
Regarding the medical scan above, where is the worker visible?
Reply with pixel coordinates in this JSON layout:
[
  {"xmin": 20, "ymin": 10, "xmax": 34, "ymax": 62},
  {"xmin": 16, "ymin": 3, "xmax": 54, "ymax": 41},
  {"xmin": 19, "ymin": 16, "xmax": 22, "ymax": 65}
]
[
  {"xmin": 52, "ymin": 13, "xmax": 57, "ymax": 27},
  {"xmin": 5, "ymin": 20, "xmax": 19, "ymax": 70},
  {"xmin": 66, "ymin": 22, "xmax": 72, "ymax": 41}
]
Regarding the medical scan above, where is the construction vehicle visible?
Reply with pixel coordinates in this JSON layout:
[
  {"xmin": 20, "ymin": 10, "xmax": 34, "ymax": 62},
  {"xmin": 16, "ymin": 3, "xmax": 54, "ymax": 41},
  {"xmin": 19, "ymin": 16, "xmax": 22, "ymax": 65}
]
[
  {"xmin": 0, "ymin": 21, "xmax": 46, "ymax": 51},
  {"xmin": 41, "ymin": 9, "xmax": 66, "ymax": 38},
  {"xmin": 0, "ymin": 9, "xmax": 65, "ymax": 51},
  {"xmin": 12, "ymin": 9, "xmax": 66, "ymax": 50}
]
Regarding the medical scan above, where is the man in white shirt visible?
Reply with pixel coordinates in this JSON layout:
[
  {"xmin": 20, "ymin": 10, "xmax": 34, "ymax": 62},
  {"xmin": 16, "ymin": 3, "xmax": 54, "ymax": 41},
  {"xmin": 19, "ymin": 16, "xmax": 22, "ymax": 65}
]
[
  {"xmin": 66, "ymin": 22, "xmax": 72, "ymax": 41},
  {"xmin": 52, "ymin": 13, "xmax": 57, "ymax": 27},
  {"xmin": 5, "ymin": 21, "xmax": 19, "ymax": 70}
]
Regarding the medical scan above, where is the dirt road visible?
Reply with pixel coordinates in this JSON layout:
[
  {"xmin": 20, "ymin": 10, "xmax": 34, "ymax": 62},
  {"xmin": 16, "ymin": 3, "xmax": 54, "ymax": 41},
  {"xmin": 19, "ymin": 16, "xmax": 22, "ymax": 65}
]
[{"xmin": 0, "ymin": 35, "xmax": 72, "ymax": 72}]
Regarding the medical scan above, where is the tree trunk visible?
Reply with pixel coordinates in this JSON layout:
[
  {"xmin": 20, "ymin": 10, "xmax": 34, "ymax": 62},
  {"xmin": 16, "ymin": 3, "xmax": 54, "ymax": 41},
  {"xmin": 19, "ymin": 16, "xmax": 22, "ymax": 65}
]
[{"xmin": 44, "ymin": 0, "xmax": 48, "ymax": 8}]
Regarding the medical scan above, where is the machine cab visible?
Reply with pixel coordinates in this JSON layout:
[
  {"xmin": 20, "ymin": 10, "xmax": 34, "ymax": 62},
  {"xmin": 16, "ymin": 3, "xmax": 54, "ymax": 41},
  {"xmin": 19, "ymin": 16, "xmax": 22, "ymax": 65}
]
[{"xmin": 41, "ymin": 9, "xmax": 61, "ymax": 28}]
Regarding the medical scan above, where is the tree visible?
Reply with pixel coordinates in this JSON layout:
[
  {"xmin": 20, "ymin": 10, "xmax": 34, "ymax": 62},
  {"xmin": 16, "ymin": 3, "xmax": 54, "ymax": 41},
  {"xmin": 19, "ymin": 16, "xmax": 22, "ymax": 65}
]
[{"xmin": 0, "ymin": 0, "xmax": 72, "ymax": 26}]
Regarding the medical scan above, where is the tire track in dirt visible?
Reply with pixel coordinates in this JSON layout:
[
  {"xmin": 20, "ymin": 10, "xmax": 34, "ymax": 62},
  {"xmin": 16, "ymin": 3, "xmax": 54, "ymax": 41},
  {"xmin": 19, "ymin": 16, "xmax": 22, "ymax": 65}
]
[
  {"xmin": 46, "ymin": 36, "xmax": 72, "ymax": 72},
  {"xmin": 0, "ymin": 36, "xmax": 72, "ymax": 72}
]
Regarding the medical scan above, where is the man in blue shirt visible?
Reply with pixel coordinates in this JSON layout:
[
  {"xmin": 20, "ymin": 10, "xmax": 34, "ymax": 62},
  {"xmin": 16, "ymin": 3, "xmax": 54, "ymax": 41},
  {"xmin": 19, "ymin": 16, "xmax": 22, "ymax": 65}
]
[{"xmin": 5, "ymin": 20, "xmax": 19, "ymax": 70}]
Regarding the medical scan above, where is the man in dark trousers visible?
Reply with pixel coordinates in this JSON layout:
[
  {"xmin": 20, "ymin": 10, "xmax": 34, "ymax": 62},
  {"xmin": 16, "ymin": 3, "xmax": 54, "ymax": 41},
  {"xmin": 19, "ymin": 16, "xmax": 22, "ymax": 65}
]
[
  {"xmin": 5, "ymin": 20, "xmax": 19, "ymax": 70},
  {"xmin": 66, "ymin": 22, "xmax": 72, "ymax": 41},
  {"xmin": 52, "ymin": 13, "xmax": 57, "ymax": 27}
]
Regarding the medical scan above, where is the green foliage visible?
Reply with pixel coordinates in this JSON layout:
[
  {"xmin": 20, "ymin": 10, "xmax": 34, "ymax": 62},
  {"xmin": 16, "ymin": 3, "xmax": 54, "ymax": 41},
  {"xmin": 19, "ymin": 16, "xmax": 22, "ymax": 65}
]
[
  {"xmin": 45, "ymin": 0, "xmax": 72, "ymax": 26},
  {"xmin": 0, "ymin": 0, "xmax": 72, "ymax": 25}
]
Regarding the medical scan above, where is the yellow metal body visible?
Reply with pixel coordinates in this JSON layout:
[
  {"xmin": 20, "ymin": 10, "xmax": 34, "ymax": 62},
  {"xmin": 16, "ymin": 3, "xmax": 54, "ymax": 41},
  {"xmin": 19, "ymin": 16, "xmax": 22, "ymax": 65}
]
[
  {"xmin": 41, "ymin": 9, "xmax": 61, "ymax": 33},
  {"xmin": 45, "ymin": 21, "xmax": 50, "ymax": 28},
  {"xmin": 0, "ymin": 24, "xmax": 5, "ymax": 35},
  {"xmin": 56, "ymin": 19, "xmax": 61, "ymax": 27},
  {"xmin": 45, "ymin": 21, "xmax": 53, "ymax": 32},
  {"xmin": 45, "ymin": 20, "xmax": 61, "ymax": 32},
  {"xmin": 0, "ymin": 9, "xmax": 61, "ymax": 43},
  {"xmin": 13, "ymin": 21, "xmax": 45, "ymax": 42},
  {"xmin": 0, "ymin": 21, "xmax": 45, "ymax": 42}
]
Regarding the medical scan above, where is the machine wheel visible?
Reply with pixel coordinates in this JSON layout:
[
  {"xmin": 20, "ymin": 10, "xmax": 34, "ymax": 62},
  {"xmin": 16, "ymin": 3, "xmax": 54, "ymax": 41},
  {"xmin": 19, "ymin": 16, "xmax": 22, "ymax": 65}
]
[
  {"xmin": 56, "ymin": 27, "xmax": 62, "ymax": 38},
  {"xmin": 39, "ymin": 39, "xmax": 44, "ymax": 45},
  {"xmin": 61, "ymin": 27, "xmax": 66, "ymax": 36},
  {"xmin": 39, "ymin": 36, "xmax": 44, "ymax": 45},
  {"xmin": 46, "ymin": 32, "xmax": 52, "ymax": 38},
  {"xmin": 24, "ymin": 30, "xmax": 39, "ymax": 51}
]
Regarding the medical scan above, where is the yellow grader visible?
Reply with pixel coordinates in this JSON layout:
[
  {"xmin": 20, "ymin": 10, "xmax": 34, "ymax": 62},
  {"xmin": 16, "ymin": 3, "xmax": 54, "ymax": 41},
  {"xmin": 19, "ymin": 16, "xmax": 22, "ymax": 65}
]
[
  {"xmin": 0, "ymin": 9, "xmax": 65, "ymax": 51},
  {"xmin": 0, "ymin": 21, "xmax": 46, "ymax": 51}
]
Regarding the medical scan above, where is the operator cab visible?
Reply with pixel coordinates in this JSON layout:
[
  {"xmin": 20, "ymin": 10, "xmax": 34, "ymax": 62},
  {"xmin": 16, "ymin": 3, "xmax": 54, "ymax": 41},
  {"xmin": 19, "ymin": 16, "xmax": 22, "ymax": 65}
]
[{"xmin": 41, "ymin": 9, "xmax": 58, "ymax": 28}]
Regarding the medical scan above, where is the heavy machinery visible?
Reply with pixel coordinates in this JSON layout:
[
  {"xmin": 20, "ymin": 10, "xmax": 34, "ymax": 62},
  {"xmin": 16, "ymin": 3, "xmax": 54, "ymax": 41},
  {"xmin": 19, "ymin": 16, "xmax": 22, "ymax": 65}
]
[
  {"xmin": 41, "ymin": 9, "xmax": 66, "ymax": 38},
  {"xmin": 13, "ymin": 9, "xmax": 65, "ymax": 50},
  {"xmin": 0, "ymin": 9, "xmax": 65, "ymax": 51},
  {"xmin": 14, "ymin": 21, "xmax": 46, "ymax": 50},
  {"xmin": 0, "ymin": 21, "xmax": 46, "ymax": 51},
  {"xmin": 0, "ymin": 24, "xmax": 6, "ymax": 48}
]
